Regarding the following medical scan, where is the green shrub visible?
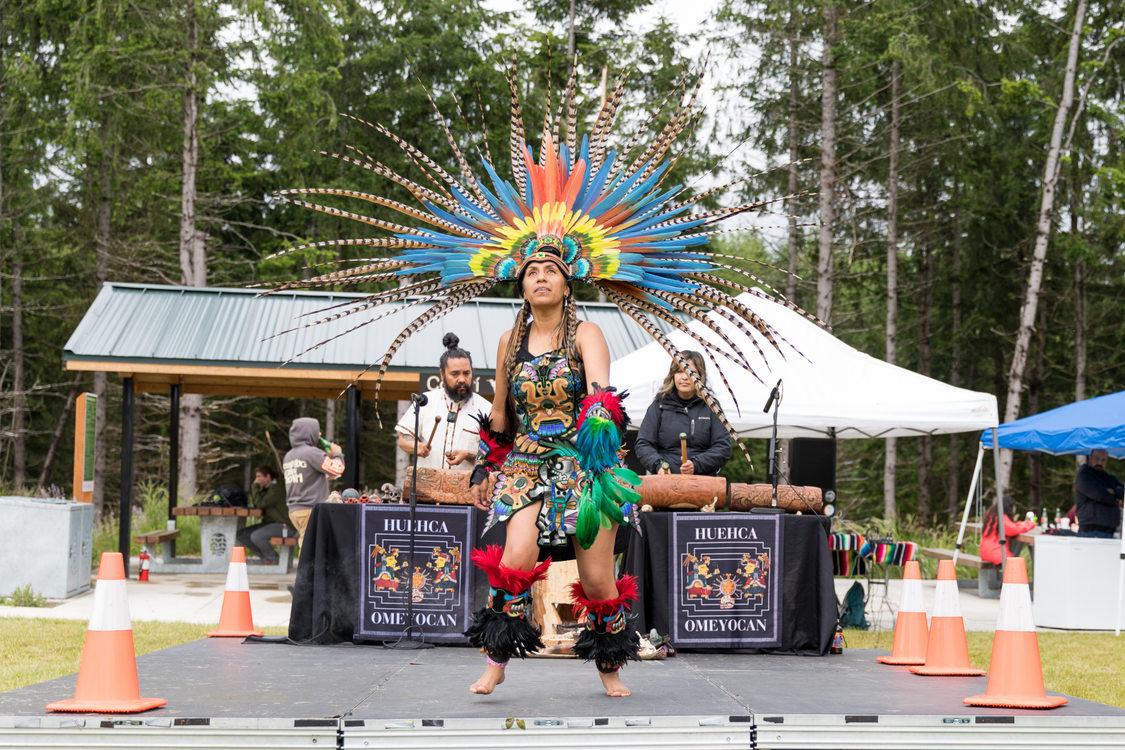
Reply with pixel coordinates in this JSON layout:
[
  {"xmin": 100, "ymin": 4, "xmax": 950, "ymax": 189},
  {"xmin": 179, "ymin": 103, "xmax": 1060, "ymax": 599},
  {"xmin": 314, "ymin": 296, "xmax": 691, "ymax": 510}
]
[
  {"xmin": 2, "ymin": 584, "xmax": 46, "ymax": 608},
  {"xmin": 90, "ymin": 480, "xmax": 203, "ymax": 564}
]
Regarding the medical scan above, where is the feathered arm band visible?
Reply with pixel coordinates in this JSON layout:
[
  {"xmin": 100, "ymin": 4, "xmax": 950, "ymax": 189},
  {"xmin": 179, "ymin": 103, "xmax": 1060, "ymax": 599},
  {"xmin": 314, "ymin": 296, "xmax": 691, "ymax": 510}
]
[
  {"xmin": 470, "ymin": 412, "xmax": 512, "ymax": 486},
  {"xmin": 574, "ymin": 386, "xmax": 642, "ymax": 549}
]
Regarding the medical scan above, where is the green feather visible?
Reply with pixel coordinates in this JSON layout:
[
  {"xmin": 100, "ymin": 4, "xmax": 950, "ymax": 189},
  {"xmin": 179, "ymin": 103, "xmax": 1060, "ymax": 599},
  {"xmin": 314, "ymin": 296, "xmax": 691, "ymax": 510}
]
[{"xmin": 576, "ymin": 492, "xmax": 601, "ymax": 549}]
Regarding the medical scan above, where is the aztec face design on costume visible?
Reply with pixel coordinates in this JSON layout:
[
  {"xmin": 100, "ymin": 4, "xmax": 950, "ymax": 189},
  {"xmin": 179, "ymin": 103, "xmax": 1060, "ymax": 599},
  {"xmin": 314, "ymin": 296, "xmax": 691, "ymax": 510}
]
[{"xmin": 511, "ymin": 352, "xmax": 583, "ymax": 454}]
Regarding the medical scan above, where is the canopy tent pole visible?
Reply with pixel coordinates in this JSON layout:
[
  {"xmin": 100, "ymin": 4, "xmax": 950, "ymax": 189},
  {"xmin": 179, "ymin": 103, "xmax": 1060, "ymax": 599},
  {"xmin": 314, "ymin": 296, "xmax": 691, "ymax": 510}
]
[
  {"xmin": 954, "ymin": 443, "xmax": 986, "ymax": 567},
  {"xmin": 1117, "ymin": 533, "xmax": 1125, "ymax": 636},
  {"xmin": 991, "ymin": 427, "xmax": 1007, "ymax": 574}
]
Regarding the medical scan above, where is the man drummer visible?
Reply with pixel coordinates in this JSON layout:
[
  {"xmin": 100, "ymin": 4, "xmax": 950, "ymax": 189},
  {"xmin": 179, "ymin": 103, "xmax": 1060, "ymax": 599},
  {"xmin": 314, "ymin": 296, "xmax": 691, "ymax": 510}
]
[{"xmin": 396, "ymin": 332, "xmax": 493, "ymax": 470}]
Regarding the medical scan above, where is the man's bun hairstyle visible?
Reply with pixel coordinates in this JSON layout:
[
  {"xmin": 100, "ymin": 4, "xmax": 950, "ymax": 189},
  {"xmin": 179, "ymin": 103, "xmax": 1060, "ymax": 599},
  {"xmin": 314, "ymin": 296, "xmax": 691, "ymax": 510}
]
[{"xmin": 440, "ymin": 332, "xmax": 472, "ymax": 371}]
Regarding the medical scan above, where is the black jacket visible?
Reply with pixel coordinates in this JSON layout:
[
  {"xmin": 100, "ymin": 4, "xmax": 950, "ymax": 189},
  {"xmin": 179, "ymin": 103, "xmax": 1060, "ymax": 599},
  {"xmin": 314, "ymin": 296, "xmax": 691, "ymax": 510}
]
[
  {"xmin": 1074, "ymin": 464, "xmax": 1124, "ymax": 532},
  {"xmin": 634, "ymin": 394, "xmax": 731, "ymax": 476}
]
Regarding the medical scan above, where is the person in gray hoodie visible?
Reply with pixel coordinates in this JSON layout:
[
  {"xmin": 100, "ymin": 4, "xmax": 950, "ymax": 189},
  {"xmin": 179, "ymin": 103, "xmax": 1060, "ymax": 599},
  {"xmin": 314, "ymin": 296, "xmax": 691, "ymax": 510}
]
[{"xmin": 283, "ymin": 417, "xmax": 344, "ymax": 546}]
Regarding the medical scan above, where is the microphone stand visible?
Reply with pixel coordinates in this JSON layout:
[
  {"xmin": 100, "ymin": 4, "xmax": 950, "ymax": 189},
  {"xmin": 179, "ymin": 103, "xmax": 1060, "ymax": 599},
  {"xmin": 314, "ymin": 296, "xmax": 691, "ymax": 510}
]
[
  {"xmin": 385, "ymin": 392, "xmax": 434, "ymax": 650},
  {"xmin": 753, "ymin": 380, "xmax": 786, "ymax": 515}
]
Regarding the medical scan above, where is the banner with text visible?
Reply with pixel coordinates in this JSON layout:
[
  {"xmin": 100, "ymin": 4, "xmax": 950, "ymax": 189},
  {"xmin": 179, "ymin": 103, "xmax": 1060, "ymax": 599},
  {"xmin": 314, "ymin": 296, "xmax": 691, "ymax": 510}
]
[
  {"xmin": 355, "ymin": 505, "xmax": 476, "ymax": 643},
  {"xmin": 670, "ymin": 513, "xmax": 783, "ymax": 648}
]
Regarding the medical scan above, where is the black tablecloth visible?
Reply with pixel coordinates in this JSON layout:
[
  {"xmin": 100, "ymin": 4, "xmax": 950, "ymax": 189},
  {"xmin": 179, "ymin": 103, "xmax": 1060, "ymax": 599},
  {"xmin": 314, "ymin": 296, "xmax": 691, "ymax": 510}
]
[
  {"xmin": 623, "ymin": 512, "xmax": 835, "ymax": 655},
  {"xmin": 287, "ymin": 503, "xmax": 631, "ymax": 644},
  {"xmin": 288, "ymin": 503, "xmax": 831, "ymax": 650}
]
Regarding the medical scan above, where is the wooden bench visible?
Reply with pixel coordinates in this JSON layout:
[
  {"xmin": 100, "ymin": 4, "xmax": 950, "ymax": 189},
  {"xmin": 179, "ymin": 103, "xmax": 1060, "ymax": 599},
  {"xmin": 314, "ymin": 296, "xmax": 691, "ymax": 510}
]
[
  {"xmin": 919, "ymin": 547, "xmax": 1001, "ymax": 598},
  {"xmin": 269, "ymin": 536, "xmax": 298, "ymax": 574},
  {"xmin": 133, "ymin": 529, "xmax": 181, "ymax": 563},
  {"xmin": 919, "ymin": 547, "xmax": 987, "ymax": 569}
]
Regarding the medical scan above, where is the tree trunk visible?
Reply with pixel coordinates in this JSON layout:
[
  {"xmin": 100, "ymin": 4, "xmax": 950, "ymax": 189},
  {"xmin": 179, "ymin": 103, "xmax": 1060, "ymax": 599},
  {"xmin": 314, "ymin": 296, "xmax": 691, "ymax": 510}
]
[
  {"xmin": 93, "ymin": 119, "xmax": 112, "ymax": 517},
  {"xmin": 177, "ymin": 0, "xmax": 205, "ymax": 500},
  {"xmin": 882, "ymin": 60, "xmax": 900, "ymax": 521},
  {"xmin": 1028, "ymin": 303, "xmax": 1047, "ymax": 508},
  {"xmin": 815, "ymin": 2, "xmax": 838, "ymax": 325},
  {"xmin": 11, "ymin": 253, "xmax": 24, "ymax": 487},
  {"xmin": 566, "ymin": 0, "xmax": 576, "ymax": 61},
  {"xmin": 37, "ymin": 374, "xmax": 84, "ymax": 493},
  {"xmin": 947, "ymin": 199, "xmax": 963, "ymax": 519},
  {"xmin": 917, "ymin": 236, "xmax": 933, "ymax": 520},
  {"xmin": 786, "ymin": 1, "xmax": 801, "ymax": 303},
  {"xmin": 325, "ymin": 398, "xmax": 336, "ymax": 443},
  {"xmin": 998, "ymin": 0, "xmax": 1087, "ymax": 490}
]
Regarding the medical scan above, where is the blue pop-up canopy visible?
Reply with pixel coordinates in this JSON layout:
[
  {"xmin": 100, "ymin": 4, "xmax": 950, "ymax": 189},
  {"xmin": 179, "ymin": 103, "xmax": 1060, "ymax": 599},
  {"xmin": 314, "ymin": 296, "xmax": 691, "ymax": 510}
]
[{"xmin": 979, "ymin": 391, "xmax": 1125, "ymax": 458}]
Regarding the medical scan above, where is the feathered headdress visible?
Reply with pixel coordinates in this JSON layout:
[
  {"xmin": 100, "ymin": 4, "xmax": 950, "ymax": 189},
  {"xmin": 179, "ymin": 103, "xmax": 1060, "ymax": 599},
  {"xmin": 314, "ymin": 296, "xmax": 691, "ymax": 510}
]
[{"xmin": 268, "ymin": 59, "xmax": 809, "ymax": 450}]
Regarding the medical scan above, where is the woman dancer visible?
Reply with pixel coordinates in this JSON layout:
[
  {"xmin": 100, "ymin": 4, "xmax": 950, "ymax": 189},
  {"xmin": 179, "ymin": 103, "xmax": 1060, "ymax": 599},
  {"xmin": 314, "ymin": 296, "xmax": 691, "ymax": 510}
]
[{"xmin": 467, "ymin": 245, "xmax": 640, "ymax": 697}]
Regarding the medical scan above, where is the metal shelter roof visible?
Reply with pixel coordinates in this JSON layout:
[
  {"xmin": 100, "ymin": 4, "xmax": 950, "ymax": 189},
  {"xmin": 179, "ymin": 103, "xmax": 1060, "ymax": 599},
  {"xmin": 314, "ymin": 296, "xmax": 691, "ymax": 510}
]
[{"xmin": 63, "ymin": 283, "xmax": 663, "ymax": 401}]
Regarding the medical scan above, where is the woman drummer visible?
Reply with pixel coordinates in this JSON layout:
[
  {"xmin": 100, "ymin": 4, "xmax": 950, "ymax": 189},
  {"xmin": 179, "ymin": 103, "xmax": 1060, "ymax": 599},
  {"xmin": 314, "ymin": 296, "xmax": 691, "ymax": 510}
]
[{"xmin": 466, "ymin": 244, "xmax": 641, "ymax": 698}]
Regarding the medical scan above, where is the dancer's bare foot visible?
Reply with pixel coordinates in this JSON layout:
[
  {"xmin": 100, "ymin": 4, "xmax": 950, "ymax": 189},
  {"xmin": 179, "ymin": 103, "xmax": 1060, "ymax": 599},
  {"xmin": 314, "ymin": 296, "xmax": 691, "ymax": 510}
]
[
  {"xmin": 599, "ymin": 670, "xmax": 630, "ymax": 697},
  {"xmin": 469, "ymin": 663, "xmax": 506, "ymax": 695}
]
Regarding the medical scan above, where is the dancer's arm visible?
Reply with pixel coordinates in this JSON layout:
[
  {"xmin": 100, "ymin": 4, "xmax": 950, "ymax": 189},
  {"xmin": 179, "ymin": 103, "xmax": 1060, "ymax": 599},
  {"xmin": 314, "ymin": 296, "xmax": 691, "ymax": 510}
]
[
  {"xmin": 472, "ymin": 329, "xmax": 512, "ymax": 510},
  {"xmin": 576, "ymin": 321, "xmax": 610, "ymax": 389}
]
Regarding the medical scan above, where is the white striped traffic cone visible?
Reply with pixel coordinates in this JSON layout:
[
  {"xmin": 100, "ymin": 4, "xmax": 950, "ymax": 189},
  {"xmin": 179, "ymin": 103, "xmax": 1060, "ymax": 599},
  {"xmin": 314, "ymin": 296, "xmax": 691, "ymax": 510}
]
[
  {"xmin": 46, "ymin": 552, "xmax": 166, "ymax": 713},
  {"xmin": 206, "ymin": 546, "xmax": 263, "ymax": 637},
  {"xmin": 964, "ymin": 557, "xmax": 1066, "ymax": 708},
  {"xmin": 876, "ymin": 560, "xmax": 928, "ymax": 665},
  {"xmin": 910, "ymin": 559, "xmax": 985, "ymax": 676}
]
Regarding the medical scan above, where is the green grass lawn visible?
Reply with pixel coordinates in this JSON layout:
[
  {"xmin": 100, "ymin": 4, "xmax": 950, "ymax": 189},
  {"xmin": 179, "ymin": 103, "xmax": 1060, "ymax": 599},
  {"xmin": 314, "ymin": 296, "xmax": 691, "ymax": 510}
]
[
  {"xmin": 0, "ymin": 618, "xmax": 287, "ymax": 693},
  {"xmin": 844, "ymin": 629, "xmax": 1125, "ymax": 708}
]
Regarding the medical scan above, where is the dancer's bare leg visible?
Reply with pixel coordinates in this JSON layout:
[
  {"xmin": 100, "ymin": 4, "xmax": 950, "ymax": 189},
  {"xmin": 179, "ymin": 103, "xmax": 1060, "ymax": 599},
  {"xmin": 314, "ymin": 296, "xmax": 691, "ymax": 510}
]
[
  {"xmin": 574, "ymin": 523, "xmax": 631, "ymax": 698},
  {"xmin": 469, "ymin": 503, "xmax": 541, "ymax": 695}
]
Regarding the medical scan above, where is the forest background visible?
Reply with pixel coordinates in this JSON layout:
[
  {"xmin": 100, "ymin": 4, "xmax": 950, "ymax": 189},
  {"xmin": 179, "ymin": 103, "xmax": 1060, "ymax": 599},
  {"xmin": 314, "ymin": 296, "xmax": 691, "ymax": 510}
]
[{"xmin": 1, "ymin": 0, "xmax": 1122, "ymax": 535}]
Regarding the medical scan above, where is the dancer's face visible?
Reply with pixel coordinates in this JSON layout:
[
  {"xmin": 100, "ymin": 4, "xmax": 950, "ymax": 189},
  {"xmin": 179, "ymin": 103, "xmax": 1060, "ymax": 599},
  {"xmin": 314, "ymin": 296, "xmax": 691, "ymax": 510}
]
[{"xmin": 520, "ymin": 260, "xmax": 568, "ymax": 308}]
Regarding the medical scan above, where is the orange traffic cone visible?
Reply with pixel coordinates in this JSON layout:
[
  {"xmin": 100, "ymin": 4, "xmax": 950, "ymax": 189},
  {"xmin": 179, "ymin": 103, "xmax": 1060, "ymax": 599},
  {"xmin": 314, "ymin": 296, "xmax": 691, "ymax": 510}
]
[
  {"xmin": 46, "ymin": 552, "xmax": 166, "ymax": 713},
  {"xmin": 910, "ymin": 559, "xmax": 985, "ymax": 676},
  {"xmin": 964, "ymin": 557, "xmax": 1066, "ymax": 708},
  {"xmin": 876, "ymin": 560, "xmax": 928, "ymax": 665},
  {"xmin": 206, "ymin": 546, "xmax": 263, "ymax": 637}
]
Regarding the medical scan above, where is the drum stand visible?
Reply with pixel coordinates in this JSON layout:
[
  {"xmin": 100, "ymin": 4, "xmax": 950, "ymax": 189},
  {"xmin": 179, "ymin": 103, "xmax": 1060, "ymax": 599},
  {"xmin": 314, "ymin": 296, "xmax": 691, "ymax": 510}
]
[{"xmin": 385, "ymin": 392, "xmax": 435, "ymax": 650}]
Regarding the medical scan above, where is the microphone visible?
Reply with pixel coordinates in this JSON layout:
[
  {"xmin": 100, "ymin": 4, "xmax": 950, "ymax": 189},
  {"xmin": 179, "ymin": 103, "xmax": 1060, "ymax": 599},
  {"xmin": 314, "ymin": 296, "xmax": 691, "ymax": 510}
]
[
  {"xmin": 412, "ymin": 392, "xmax": 429, "ymax": 406},
  {"xmin": 762, "ymin": 379, "xmax": 782, "ymax": 413}
]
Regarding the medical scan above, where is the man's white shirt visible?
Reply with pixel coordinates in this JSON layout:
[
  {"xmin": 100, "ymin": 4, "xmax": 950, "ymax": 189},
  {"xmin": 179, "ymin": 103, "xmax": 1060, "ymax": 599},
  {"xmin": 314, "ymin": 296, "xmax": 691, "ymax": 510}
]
[{"xmin": 395, "ymin": 389, "xmax": 494, "ymax": 470}]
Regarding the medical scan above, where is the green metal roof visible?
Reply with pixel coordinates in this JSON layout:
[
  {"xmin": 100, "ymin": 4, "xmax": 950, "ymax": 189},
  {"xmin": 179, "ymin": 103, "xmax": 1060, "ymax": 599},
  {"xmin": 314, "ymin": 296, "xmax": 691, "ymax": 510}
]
[{"xmin": 64, "ymin": 283, "xmax": 665, "ymax": 372}]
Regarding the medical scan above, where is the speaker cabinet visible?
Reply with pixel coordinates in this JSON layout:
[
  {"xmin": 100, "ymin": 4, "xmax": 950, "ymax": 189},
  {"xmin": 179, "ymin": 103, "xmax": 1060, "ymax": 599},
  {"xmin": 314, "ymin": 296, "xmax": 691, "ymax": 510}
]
[{"xmin": 789, "ymin": 438, "xmax": 836, "ymax": 501}]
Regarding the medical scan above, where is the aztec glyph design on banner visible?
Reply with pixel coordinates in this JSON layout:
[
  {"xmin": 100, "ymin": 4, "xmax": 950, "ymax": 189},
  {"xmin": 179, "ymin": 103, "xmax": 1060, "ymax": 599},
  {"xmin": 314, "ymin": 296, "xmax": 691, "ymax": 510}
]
[
  {"xmin": 356, "ymin": 505, "xmax": 476, "ymax": 643},
  {"xmin": 671, "ymin": 513, "xmax": 783, "ymax": 647}
]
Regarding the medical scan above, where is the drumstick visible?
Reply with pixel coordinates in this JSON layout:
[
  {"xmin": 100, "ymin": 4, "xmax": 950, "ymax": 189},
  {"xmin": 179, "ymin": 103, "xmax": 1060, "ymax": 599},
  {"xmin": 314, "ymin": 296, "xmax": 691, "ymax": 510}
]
[
  {"xmin": 424, "ymin": 415, "xmax": 441, "ymax": 450},
  {"xmin": 680, "ymin": 432, "xmax": 688, "ymax": 464}
]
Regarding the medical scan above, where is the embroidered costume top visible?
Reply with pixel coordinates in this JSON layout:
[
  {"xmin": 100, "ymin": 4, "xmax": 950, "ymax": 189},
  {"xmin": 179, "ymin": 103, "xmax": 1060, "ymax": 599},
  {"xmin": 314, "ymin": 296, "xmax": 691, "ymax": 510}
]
[{"xmin": 485, "ymin": 333, "xmax": 640, "ymax": 547}]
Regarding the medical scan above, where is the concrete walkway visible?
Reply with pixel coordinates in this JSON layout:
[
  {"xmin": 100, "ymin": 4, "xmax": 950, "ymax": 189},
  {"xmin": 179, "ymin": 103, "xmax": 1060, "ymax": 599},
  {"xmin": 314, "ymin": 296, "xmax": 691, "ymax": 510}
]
[
  {"xmin": 0, "ymin": 559, "xmax": 295, "ymax": 628},
  {"xmin": 1, "ymin": 555, "xmax": 1012, "ymax": 635},
  {"xmin": 833, "ymin": 576, "xmax": 1002, "ymax": 633}
]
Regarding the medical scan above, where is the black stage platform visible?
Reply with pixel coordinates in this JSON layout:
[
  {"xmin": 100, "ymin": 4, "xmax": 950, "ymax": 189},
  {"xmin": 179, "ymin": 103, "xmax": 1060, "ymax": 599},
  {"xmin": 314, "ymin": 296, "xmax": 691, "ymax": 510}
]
[{"xmin": 2, "ymin": 640, "xmax": 1124, "ymax": 748}]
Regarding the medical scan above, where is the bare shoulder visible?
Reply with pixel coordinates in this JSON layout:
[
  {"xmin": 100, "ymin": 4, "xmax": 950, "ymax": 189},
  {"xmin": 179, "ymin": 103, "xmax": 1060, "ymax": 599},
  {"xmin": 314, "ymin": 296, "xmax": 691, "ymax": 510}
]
[
  {"xmin": 498, "ymin": 328, "xmax": 514, "ymax": 348},
  {"xmin": 575, "ymin": 320, "xmax": 604, "ymax": 342}
]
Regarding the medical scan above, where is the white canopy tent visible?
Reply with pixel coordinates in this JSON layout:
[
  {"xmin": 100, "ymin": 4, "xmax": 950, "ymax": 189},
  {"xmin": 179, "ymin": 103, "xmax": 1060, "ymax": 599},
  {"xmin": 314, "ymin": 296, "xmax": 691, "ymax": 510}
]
[{"xmin": 610, "ymin": 292, "xmax": 999, "ymax": 439}]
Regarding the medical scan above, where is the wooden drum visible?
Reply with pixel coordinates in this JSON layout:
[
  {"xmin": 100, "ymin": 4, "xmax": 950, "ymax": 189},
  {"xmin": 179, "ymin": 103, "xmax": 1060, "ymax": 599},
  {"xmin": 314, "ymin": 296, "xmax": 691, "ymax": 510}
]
[
  {"xmin": 401, "ymin": 467, "xmax": 494, "ymax": 505},
  {"xmin": 728, "ymin": 483, "xmax": 822, "ymax": 513},
  {"xmin": 639, "ymin": 474, "xmax": 728, "ymax": 510}
]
